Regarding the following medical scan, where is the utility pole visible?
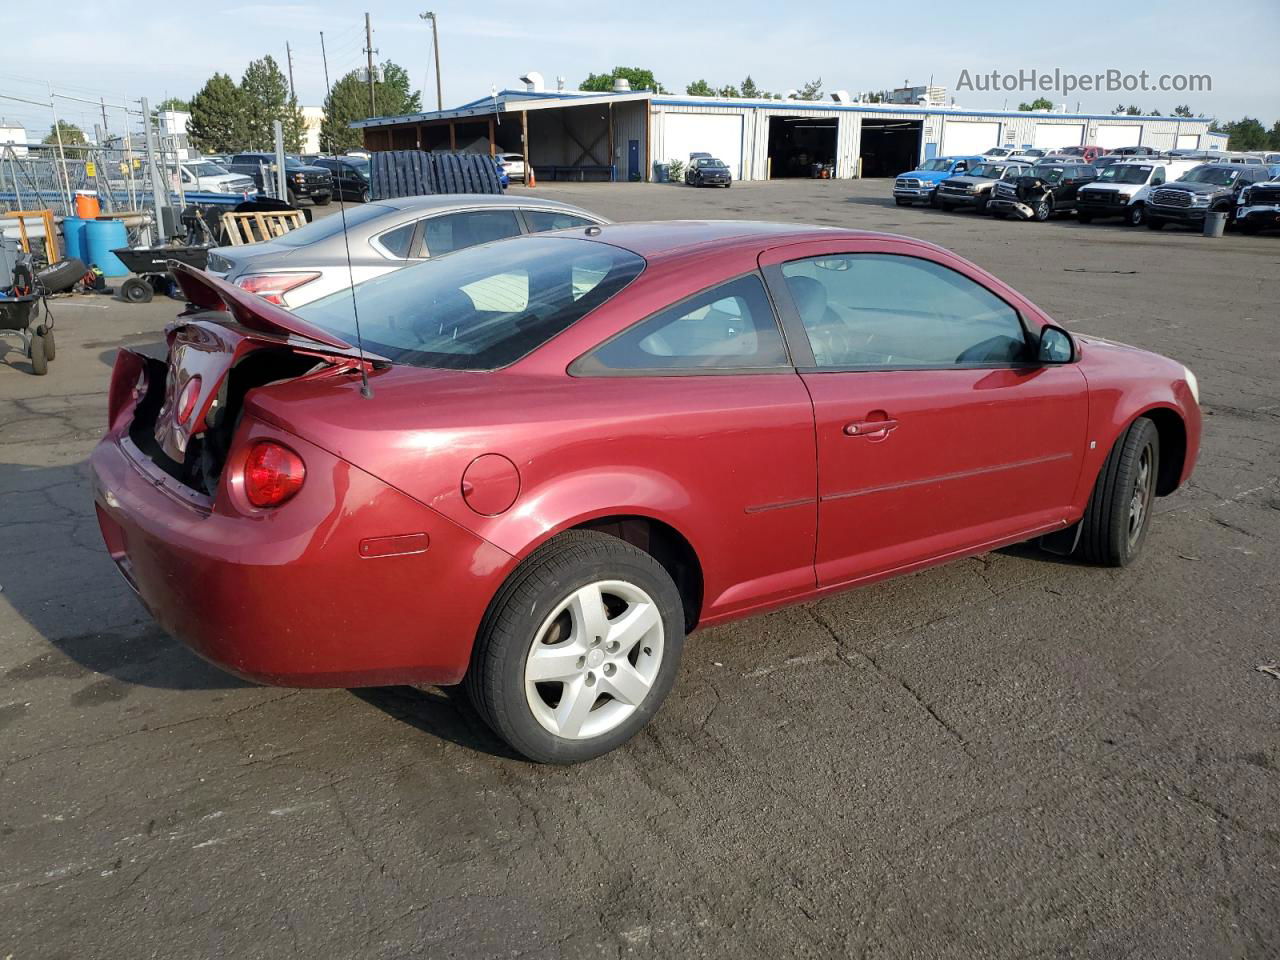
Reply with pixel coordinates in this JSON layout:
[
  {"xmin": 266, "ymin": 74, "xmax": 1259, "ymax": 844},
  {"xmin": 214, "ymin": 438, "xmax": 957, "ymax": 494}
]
[
  {"xmin": 141, "ymin": 96, "xmax": 168, "ymax": 242},
  {"xmin": 364, "ymin": 13, "xmax": 377, "ymax": 115},
  {"xmin": 419, "ymin": 11, "xmax": 443, "ymax": 112},
  {"xmin": 286, "ymin": 42, "xmax": 296, "ymax": 100},
  {"xmin": 319, "ymin": 32, "xmax": 331, "ymax": 96}
]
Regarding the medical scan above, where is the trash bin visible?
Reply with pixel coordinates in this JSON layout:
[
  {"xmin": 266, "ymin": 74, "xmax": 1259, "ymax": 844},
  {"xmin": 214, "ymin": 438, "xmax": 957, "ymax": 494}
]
[
  {"xmin": 653, "ymin": 163, "xmax": 670, "ymax": 184},
  {"xmin": 1203, "ymin": 211, "xmax": 1227, "ymax": 238}
]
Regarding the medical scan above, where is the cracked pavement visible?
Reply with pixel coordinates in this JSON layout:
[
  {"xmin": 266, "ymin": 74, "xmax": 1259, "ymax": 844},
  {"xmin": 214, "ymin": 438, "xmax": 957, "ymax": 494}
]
[{"xmin": 2, "ymin": 180, "xmax": 1278, "ymax": 958}]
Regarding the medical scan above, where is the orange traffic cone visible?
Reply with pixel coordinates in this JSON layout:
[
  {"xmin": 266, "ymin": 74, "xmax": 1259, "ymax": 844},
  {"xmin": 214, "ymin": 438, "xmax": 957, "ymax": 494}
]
[{"xmin": 527, "ymin": 166, "xmax": 536, "ymax": 188}]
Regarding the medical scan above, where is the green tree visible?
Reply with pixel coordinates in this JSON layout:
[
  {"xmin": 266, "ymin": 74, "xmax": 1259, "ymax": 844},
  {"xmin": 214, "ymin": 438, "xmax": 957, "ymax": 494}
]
[
  {"xmin": 1269, "ymin": 121, "xmax": 1280, "ymax": 150},
  {"xmin": 157, "ymin": 97, "xmax": 191, "ymax": 112},
  {"xmin": 580, "ymin": 67, "xmax": 662, "ymax": 93},
  {"xmin": 43, "ymin": 120, "xmax": 86, "ymax": 145},
  {"xmin": 740, "ymin": 75, "xmax": 767, "ymax": 99},
  {"xmin": 1125, "ymin": 105, "xmax": 1142, "ymax": 115},
  {"xmin": 320, "ymin": 61, "xmax": 421, "ymax": 153},
  {"xmin": 716, "ymin": 84, "xmax": 740, "ymax": 98},
  {"xmin": 796, "ymin": 77, "xmax": 823, "ymax": 101},
  {"xmin": 1172, "ymin": 104, "xmax": 1195, "ymax": 118},
  {"xmin": 686, "ymin": 78, "xmax": 714, "ymax": 97},
  {"xmin": 1222, "ymin": 117, "xmax": 1268, "ymax": 151},
  {"xmin": 1019, "ymin": 97, "xmax": 1054, "ymax": 111},
  {"xmin": 240, "ymin": 55, "xmax": 304, "ymax": 150},
  {"xmin": 187, "ymin": 73, "xmax": 247, "ymax": 152}
]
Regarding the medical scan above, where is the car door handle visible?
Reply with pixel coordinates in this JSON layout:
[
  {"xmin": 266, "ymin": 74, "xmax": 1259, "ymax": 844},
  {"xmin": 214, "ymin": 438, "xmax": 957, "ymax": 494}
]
[{"xmin": 844, "ymin": 418, "xmax": 899, "ymax": 438}]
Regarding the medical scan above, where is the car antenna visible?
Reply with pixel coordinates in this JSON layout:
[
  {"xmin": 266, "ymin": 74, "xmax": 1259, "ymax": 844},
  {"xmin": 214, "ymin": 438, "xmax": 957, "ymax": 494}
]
[{"xmin": 321, "ymin": 37, "xmax": 373, "ymax": 399}]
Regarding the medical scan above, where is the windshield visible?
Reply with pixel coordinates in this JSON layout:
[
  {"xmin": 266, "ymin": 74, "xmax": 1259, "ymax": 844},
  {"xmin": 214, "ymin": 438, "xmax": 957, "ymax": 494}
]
[
  {"xmin": 343, "ymin": 156, "xmax": 370, "ymax": 173},
  {"xmin": 966, "ymin": 163, "xmax": 1004, "ymax": 178},
  {"xmin": 983, "ymin": 148, "xmax": 1009, "ymax": 156},
  {"xmin": 1182, "ymin": 165, "xmax": 1239, "ymax": 186},
  {"xmin": 187, "ymin": 161, "xmax": 229, "ymax": 177},
  {"xmin": 696, "ymin": 158, "xmax": 725, "ymax": 168},
  {"xmin": 1099, "ymin": 164, "xmax": 1154, "ymax": 184},
  {"xmin": 295, "ymin": 236, "xmax": 646, "ymax": 370},
  {"xmin": 1033, "ymin": 167, "xmax": 1065, "ymax": 183},
  {"xmin": 920, "ymin": 159, "xmax": 954, "ymax": 172},
  {"xmin": 271, "ymin": 203, "xmax": 392, "ymax": 247}
]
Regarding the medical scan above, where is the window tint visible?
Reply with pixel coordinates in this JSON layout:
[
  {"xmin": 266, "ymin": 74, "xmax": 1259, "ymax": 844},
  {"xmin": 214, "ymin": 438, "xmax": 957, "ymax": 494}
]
[
  {"xmin": 377, "ymin": 222, "xmax": 417, "ymax": 259},
  {"xmin": 296, "ymin": 236, "xmax": 644, "ymax": 371},
  {"xmin": 524, "ymin": 210, "xmax": 596, "ymax": 233},
  {"xmin": 419, "ymin": 210, "xmax": 522, "ymax": 257},
  {"xmin": 781, "ymin": 254, "xmax": 1028, "ymax": 369},
  {"xmin": 581, "ymin": 274, "xmax": 788, "ymax": 373}
]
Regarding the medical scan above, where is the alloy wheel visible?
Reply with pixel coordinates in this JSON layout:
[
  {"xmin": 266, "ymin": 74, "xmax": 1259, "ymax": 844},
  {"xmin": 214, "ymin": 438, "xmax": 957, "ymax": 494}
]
[
  {"xmin": 524, "ymin": 580, "xmax": 665, "ymax": 740},
  {"xmin": 1127, "ymin": 445, "xmax": 1155, "ymax": 548}
]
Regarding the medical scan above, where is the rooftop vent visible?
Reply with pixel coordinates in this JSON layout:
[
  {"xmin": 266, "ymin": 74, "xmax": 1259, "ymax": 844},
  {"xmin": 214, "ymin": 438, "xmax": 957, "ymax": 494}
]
[
  {"xmin": 612, "ymin": 77, "xmax": 631, "ymax": 92},
  {"xmin": 556, "ymin": 76, "xmax": 565, "ymax": 92},
  {"xmin": 519, "ymin": 71, "xmax": 544, "ymax": 93}
]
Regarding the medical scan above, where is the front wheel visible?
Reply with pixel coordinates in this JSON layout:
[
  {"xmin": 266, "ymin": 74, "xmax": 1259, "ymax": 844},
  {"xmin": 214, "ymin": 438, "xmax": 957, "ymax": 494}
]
[
  {"xmin": 1033, "ymin": 196, "xmax": 1053, "ymax": 222},
  {"xmin": 313, "ymin": 194, "xmax": 332, "ymax": 206},
  {"xmin": 974, "ymin": 196, "xmax": 989, "ymax": 215},
  {"xmin": 895, "ymin": 197, "xmax": 910, "ymax": 207},
  {"xmin": 1077, "ymin": 213, "xmax": 1093, "ymax": 224},
  {"xmin": 1126, "ymin": 203, "xmax": 1146, "ymax": 227},
  {"xmin": 466, "ymin": 531, "xmax": 685, "ymax": 764},
  {"xmin": 28, "ymin": 331, "xmax": 47, "ymax": 375},
  {"xmin": 1147, "ymin": 218, "xmax": 1165, "ymax": 231},
  {"xmin": 360, "ymin": 188, "xmax": 371, "ymax": 203},
  {"xmin": 120, "ymin": 277, "xmax": 153, "ymax": 303},
  {"xmin": 1078, "ymin": 418, "xmax": 1160, "ymax": 567}
]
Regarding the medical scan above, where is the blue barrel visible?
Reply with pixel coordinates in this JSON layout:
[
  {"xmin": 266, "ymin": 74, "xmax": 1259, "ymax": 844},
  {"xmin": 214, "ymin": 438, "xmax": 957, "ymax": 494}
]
[
  {"xmin": 83, "ymin": 219, "xmax": 129, "ymax": 276},
  {"xmin": 62, "ymin": 216, "xmax": 87, "ymax": 262}
]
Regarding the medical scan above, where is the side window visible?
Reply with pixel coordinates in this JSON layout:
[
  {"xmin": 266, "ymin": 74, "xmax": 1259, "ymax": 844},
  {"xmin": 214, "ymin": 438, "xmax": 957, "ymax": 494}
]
[
  {"xmin": 579, "ymin": 274, "xmax": 789, "ymax": 373},
  {"xmin": 376, "ymin": 222, "xmax": 417, "ymax": 259},
  {"xmin": 1152, "ymin": 167, "xmax": 1165, "ymax": 185},
  {"xmin": 418, "ymin": 210, "xmax": 522, "ymax": 257},
  {"xmin": 524, "ymin": 210, "xmax": 596, "ymax": 233},
  {"xmin": 780, "ymin": 254, "xmax": 1029, "ymax": 369}
]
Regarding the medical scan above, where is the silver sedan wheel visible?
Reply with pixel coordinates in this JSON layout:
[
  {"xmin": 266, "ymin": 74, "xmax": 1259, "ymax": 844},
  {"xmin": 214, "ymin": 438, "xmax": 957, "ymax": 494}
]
[
  {"xmin": 524, "ymin": 580, "xmax": 665, "ymax": 740},
  {"xmin": 1127, "ymin": 445, "xmax": 1155, "ymax": 548}
]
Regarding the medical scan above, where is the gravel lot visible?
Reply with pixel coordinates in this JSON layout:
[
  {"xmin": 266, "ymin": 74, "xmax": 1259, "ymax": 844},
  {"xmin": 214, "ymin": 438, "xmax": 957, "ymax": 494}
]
[{"xmin": 2, "ymin": 179, "xmax": 1277, "ymax": 959}]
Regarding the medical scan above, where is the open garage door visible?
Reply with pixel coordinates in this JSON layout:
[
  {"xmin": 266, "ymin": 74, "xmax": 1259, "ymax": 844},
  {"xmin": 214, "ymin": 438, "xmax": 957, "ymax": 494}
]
[
  {"xmin": 1176, "ymin": 133, "xmax": 1200, "ymax": 150},
  {"xmin": 941, "ymin": 120, "xmax": 1000, "ymax": 156},
  {"xmin": 767, "ymin": 117, "xmax": 837, "ymax": 178},
  {"xmin": 1033, "ymin": 123, "xmax": 1084, "ymax": 150},
  {"xmin": 1097, "ymin": 125, "xmax": 1142, "ymax": 149},
  {"xmin": 661, "ymin": 113, "xmax": 744, "ymax": 179},
  {"xmin": 858, "ymin": 118, "xmax": 922, "ymax": 178}
]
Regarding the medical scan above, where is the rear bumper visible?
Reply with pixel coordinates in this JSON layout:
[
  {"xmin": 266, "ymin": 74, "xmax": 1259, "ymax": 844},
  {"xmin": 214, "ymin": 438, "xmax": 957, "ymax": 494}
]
[{"xmin": 91, "ymin": 418, "xmax": 515, "ymax": 687}]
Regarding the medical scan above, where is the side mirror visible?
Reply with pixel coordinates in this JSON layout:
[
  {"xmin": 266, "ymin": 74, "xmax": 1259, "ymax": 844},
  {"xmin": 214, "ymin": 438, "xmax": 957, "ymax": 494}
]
[{"xmin": 1038, "ymin": 325, "xmax": 1075, "ymax": 364}]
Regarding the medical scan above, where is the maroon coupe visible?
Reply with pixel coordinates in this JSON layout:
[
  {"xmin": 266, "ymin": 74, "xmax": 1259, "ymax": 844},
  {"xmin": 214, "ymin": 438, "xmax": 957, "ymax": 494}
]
[{"xmin": 92, "ymin": 221, "xmax": 1201, "ymax": 763}]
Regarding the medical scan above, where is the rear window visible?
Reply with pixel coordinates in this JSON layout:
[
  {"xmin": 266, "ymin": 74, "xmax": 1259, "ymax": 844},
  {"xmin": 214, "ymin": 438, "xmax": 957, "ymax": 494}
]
[
  {"xmin": 270, "ymin": 203, "xmax": 394, "ymax": 247},
  {"xmin": 296, "ymin": 236, "xmax": 645, "ymax": 370}
]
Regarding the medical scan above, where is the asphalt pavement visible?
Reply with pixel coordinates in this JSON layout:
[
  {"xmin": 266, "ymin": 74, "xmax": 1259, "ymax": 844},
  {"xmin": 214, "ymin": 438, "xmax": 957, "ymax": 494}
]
[{"xmin": 2, "ymin": 179, "xmax": 1277, "ymax": 959}]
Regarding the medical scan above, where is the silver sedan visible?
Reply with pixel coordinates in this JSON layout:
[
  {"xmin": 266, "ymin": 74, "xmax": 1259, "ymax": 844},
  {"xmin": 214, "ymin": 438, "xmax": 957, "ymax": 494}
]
[{"xmin": 205, "ymin": 194, "xmax": 608, "ymax": 308}]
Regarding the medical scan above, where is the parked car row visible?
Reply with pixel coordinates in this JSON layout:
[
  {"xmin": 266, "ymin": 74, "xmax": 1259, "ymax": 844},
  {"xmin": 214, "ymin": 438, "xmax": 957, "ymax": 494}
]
[{"xmin": 895, "ymin": 152, "xmax": 1280, "ymax": 233}]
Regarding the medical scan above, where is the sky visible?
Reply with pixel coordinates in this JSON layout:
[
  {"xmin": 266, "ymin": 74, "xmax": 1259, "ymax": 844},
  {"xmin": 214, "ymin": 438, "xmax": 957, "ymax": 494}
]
[{"xmin": 2, "ymin": 0, "xmax": 1278, "ymax": 138}]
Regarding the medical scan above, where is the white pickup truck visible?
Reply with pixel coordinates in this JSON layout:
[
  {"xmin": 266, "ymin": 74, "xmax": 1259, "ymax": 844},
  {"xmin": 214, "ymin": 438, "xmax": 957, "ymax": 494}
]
[
  {"xmin": 1075, "ymin": 159, "xmax": 1199, "ymax": 227},
  {"xmin": 174, "ymin": 160, "xmax": 258, "ymax": 198}
]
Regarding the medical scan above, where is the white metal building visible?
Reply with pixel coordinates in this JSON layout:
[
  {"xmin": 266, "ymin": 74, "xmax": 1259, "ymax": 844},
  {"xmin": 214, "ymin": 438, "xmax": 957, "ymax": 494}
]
[{"xmin": 354, "ymin": 88, "xmax": 1221, "ymax": 182}]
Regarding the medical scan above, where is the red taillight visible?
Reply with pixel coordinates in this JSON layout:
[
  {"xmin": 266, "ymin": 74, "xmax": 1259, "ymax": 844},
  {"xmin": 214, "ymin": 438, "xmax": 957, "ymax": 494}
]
[
  {"xmin": 243, "ymin": 441, "xmax": 306, "ymax": 508},
  {"xmin": 176, "ymin": 374, "xmax": 202, "ymax": 425},
  {"xmin": 234, "ymin": 272, "xmax": 321, "ymax": 306}
]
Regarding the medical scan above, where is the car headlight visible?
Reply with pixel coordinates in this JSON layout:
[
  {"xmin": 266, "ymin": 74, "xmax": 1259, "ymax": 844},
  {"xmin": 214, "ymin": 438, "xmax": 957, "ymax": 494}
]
[
  {"xmin": 1183, "ymin": 365, "xmax": 1199, "ymax": 404},
  {"xmin": 1190, "ymin": 194, "xmax": 1211, "ymax": 206}
]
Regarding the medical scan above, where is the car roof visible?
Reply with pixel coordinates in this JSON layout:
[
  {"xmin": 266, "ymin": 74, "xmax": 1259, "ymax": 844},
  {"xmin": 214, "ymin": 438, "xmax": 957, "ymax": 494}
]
[
  {"xmin": 560, "ymin": 220, "xmax": 933, "ymax": 261},
  {"xmin": 371, "ymin": 193, "xmax": 596, "ymax": 213}
]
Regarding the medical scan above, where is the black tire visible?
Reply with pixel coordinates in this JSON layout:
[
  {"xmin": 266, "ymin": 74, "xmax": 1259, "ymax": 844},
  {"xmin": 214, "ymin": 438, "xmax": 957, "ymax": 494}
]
[
  {"xmin": 360, "ymin": 188, "xmax": 371, "ymax": 203},
  {"xmin": 465, "ymin": 530, "xmax": 685, "ymax": 764},
  {"xmin": 991, "ymin": 211, "xmax": 1007, "ymax": 220},
  {"xmin": 36, "ymin": 324, "xmax": 55, "ymax": 361},
  {"xmin": 120, "ymin": 277, "xmax": 153, "ymax": 304},
  {"xmin": 975, "ymin": 196, "xmax": 989, "ymax": 215},
  {"xmin": 1238, "ymin": 221, "xmax": 1259, "ymax": 235},
  {"xmin": 929, "ymin": 192, "xmax": 941, "ymax": 209},
  {"xmin": 939, "ymin": 202, "xmax": 956, "ymax": 212},
  {"xmin": 314, "ymin": 194, "xmax": 332, "ymax": 206},
  {"xmin": 1077, "ymin": 213, "xmax": 1093, "ymax": 224},
  {"xmin": 1078, "ymin": 418, "xmax": 1160, "ymax": 567},
  {"xmin": 286, "ymin": 189, "xmax": 299, "ymax": 207},
  {"xmin": 1033, "ymin": 196, "xmax": 1053, "ymax": 222},
  {"xmin": 1147, "ymin": 218, "xmax": 1165, "ymax": 231},
  {"xmin": 1126, "ymin": 203, "xmax": 1145, "ymax": 227},
  {"xmin": 29, "ymin": 332, "xmax": 47, "ymax": 375},
  {"xmin": 895, "ymin": 197, "xmax": 910, "ymax": 207}
]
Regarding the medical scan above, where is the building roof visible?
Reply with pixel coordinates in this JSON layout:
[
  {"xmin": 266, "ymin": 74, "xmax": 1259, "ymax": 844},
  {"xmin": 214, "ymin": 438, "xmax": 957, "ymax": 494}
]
[{"xmin": 351, "ymin": 87, "xmax": 1209, "ymax": 130}]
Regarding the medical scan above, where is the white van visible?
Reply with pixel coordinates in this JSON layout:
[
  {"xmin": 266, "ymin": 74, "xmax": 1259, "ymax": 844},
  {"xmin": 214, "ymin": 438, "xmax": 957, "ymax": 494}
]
[{"xmin": 1075, "ymin": 159, "xmax": 1200, "ymax": 226}]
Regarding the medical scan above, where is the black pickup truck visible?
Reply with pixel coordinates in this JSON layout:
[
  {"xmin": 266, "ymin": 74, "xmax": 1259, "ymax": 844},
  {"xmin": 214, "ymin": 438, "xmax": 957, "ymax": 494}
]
[
  {"xmin": 225, "ymin": 153, "xmax": 333, "ymax": 206},
  {"xmin": 1236, "ymin": 176, "xmax": 1280, "ymax": 234},
  {"xmin": 987, "ymin": 163, "xmax": 1097, "ymax": 221},
  {"xmin": 1146, "ymin": 163, "xmax": 1271, "ymax": 230}
]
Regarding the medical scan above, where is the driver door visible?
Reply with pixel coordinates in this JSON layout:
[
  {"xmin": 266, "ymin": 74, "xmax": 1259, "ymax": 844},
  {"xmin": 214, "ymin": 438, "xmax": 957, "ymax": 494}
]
[{"xmin": 760, "ymin": 238, "xmax": 1089, "ymax": 587}]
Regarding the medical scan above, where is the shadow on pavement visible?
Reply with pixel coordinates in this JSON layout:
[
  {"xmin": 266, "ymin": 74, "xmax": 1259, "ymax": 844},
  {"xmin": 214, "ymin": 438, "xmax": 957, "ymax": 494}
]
[{"xmin": 351, "ymin": 685, "xmax": 523, "ymax": 761}]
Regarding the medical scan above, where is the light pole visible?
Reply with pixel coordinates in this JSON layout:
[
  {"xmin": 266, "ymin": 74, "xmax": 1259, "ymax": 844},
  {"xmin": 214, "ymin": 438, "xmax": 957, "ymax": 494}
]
[{"xmin": 419, "ymin": 11, "xmax": 443, "ymax": 112}]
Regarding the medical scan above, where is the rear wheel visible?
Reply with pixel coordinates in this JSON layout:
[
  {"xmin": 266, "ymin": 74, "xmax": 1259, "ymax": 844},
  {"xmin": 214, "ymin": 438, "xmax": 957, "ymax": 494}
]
[
  {"xmin": 120, "ymin": 277, "xmax": 153, "ymax": 303},
  {"xmin": 360, "ymin": 188, "xmax": 371, "ymax": 203},
  {"xmin": 466, "ymin": 531, "xmax": 685, "ymax": 763},
  {"xmin": 1078, "ymin": 418, "xmax": 1160, "ymax": 567}
]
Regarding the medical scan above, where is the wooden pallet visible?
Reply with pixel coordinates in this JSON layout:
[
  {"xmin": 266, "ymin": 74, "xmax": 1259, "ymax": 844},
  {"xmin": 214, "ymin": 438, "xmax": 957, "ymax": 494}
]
[{"xmin": 221, "ymin": 210, "xmax": 306, "ymax": 246}]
